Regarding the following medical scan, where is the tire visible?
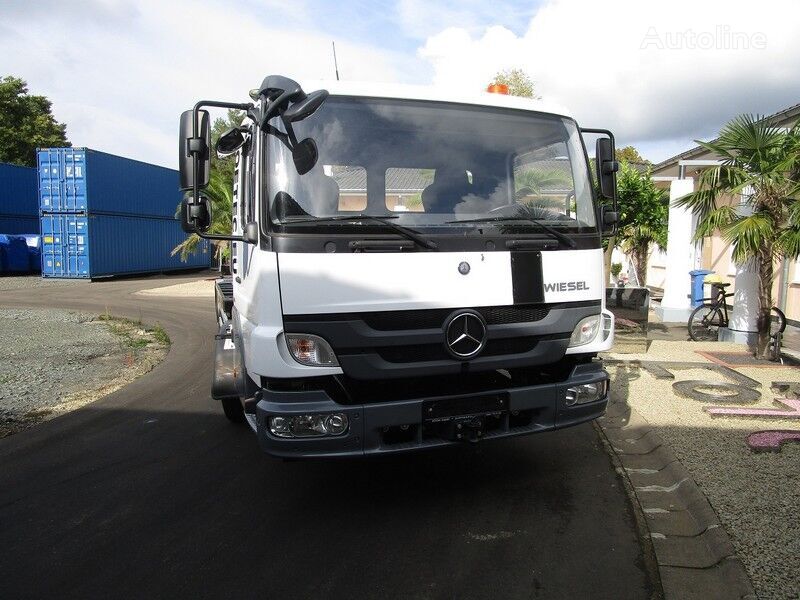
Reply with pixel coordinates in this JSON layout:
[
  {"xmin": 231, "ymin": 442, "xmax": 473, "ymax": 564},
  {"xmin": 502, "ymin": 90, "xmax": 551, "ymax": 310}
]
[
  {"xmin": 769, "ymin": 307, "xmax": 787, "ymax": 338},
  {"xmin": 221, "ymin": 396, "xmax": 246, "ymax": 424},
  {"xmin": 688, "ymin": 304, "xmax": 723, "ymax": 341}
]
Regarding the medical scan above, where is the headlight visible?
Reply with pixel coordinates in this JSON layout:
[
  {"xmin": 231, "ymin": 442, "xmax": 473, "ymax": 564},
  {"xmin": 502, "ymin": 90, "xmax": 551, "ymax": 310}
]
[
  {"xmin": 568, "ymin": 315, "xmax": 601, "ymax": 347},
  {"xmin": 269, "ymin": 413, "xmax": 349, "ymax": 438},
  {"xmin": 565, "ymin": 381, "xmax": 608, "ymax": 406},
  {"xmin": 285, "ymin": 334, "xmax": 339, "ymax": 367}
]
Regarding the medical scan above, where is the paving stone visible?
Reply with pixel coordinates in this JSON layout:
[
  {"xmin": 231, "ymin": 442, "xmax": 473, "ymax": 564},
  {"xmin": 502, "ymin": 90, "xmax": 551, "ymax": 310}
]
[
  {"xmin": 651, "ymin": 526, "xmax": 736, "ymax": 568},
  {"xmin": 659, "ymin": 558, "xmax": 755, "ymax": 600}
]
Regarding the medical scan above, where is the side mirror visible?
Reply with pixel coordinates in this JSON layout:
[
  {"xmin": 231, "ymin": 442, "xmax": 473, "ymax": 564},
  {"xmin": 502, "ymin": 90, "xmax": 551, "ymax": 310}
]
[
  {"xmin": 216, "ymin": 127, "xmax": 246, "ymax": 157},
  {"xmin": 243, "ymin": 221, "xmax": 259, "ymax": 244},
  {"xmin": 179, "ymin": 109, "xmax": 210, "ymax": 191},
  {"xmin": 602, "ymin": 206, "xmax": 618, "ymax": 233},
  {"xmin": 180, "ymin": 196, "xmax": 212, "ymax": 233},
  {"xmin": 292, "ymin": 138, "xmax": 319, "ymax": 175},
  {"xmin": 595, "ymin": 137, "xmax": 618, "ymax": 200},
  {"xmin": 283, "ymin": 89, "xmax": 329, "ymax": 122}
]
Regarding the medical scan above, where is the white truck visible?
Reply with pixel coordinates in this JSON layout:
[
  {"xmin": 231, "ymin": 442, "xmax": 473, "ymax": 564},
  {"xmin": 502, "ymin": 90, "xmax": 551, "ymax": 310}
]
[{"xmin": 178, "ymin": 75, "xmax": 618, "ymax": 458}]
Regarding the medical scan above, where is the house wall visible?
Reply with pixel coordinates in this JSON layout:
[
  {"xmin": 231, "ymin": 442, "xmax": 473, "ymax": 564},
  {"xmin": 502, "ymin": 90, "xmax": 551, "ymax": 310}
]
[{"xmin": 691, "ymin": 191, "xmax": 800, "ymax": 324}]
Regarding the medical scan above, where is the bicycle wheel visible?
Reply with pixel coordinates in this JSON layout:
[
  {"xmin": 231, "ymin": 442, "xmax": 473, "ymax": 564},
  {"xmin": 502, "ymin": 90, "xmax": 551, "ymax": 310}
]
[
  {"xmin": 769, "ymin": 307, "xmax": 787, "ymax": 338},
  {"xmin": 688, "ymin": 304, "xmax": 723, "ymax": 341}
]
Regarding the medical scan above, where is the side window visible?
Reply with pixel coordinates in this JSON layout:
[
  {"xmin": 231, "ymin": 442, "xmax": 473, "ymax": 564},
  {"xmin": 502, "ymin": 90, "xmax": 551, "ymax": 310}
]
[
  {"xmin": 328, "ymin": 165, "xmax": 366, "ymax": 211},
  {"xmin": 385, "ymin": 168, "xmax": 435, "ymax": 212},
  {"xmin": 513, "ymin": 142, "xmax": 576, "ymax": 220}
]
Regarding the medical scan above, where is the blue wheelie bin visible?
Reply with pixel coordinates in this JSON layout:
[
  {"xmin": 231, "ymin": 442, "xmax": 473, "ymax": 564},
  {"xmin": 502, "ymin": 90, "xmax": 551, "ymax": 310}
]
[{"xmin": 689, "ymin": 269, "xmax": 713, "ymax": 307}]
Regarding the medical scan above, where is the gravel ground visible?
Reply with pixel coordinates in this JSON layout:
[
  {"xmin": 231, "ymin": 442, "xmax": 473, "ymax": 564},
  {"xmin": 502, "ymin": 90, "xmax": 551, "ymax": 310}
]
[
  {"xmin": 0, "ymin": 275, "xmax": 82, "ymax": 291},
  {"xmin": 136, "ymin": 278, "xmax": 215, "ymax": 297},
  {"xmin": 604, "ymin": 341, "xmax": 800, "ymax": 599},
  {"xmin": 0, "ymin": 308, "xmax": 169, "ymax": 437}
]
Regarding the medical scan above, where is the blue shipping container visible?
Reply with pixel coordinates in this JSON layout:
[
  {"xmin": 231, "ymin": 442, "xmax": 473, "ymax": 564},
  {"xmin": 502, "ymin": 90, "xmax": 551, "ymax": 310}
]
[
  {"xmin": 38, "ymin": 148, "xmax": 182, "ymax": 218},
  {"xmin": 40, "ymin": 213, "xmax": 209, "ymax": 278},
  {"xmin": 0, "ymin": 162, "xmax": 38, "ymax": 221},
  {"xmin": 0, "ymin": 215, "xmax": 39, "ymax": 235}
]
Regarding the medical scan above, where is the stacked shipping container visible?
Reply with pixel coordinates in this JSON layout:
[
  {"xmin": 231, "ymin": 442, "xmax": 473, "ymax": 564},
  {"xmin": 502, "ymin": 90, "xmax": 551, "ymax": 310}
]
[
  {"xmin": 0, "ymin": 162, "xmax": 39, "ymax": 234},
  {"xmin": 37, "ymin": 148, "xmax": 209, "ymax": 278}
]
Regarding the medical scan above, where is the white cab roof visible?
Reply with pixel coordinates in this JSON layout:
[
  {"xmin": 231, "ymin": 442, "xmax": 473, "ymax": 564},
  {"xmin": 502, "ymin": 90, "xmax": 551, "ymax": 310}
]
[{"xmin": 299, "ymin": 80, "xmax": 574, "ymax": 121}]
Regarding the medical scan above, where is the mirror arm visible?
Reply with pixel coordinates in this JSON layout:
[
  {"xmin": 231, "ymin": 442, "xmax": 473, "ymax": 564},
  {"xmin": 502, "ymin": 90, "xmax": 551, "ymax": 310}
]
[{"xmin": 195, "ymin": 232, "xmax": 247, "ymax": 242}]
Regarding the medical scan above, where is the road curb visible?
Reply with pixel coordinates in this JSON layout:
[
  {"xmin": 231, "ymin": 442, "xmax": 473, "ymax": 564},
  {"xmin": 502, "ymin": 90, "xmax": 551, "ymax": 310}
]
[{"xmin": 596, "ymin": 393, "xmax": 756, "ymax": 600}]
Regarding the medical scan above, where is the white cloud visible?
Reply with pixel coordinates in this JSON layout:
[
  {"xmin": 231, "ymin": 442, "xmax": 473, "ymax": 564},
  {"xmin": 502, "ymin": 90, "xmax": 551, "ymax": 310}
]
[
  {"xmin": 418, "ymin": 0, "xmax": 800, "ymax": 161},
  {"xmin": 395, "ymin": 0, "xmax": 535, "ymax": 39},
  {"xmin": 1, "ymin": 0, "xmax": 408, "ymax": 168}
]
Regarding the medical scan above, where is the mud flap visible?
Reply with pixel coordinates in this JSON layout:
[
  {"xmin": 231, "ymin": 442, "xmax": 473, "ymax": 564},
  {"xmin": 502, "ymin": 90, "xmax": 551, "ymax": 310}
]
[{"xmin": 212, "ymin": 324, "xmax": 238, "ymax": 400}]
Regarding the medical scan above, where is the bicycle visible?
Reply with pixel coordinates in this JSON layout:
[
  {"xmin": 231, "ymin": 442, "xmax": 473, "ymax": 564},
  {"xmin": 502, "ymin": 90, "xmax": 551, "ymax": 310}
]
[{"xmin": 687, "ymin": 283, "xmax": 786, "ymax": 357}]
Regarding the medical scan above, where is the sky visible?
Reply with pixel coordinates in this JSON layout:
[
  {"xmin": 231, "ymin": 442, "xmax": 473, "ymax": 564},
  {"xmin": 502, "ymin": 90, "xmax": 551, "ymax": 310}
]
[{"xmin": 2, "ymin": 0, "xmax": 800, "ymax": 168}]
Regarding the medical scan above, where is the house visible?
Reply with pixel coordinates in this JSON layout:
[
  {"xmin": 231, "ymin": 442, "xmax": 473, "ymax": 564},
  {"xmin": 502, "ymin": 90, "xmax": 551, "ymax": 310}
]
[{"xmin": 646, "ymin": 102, "xmax": 800, "ymax": 332}]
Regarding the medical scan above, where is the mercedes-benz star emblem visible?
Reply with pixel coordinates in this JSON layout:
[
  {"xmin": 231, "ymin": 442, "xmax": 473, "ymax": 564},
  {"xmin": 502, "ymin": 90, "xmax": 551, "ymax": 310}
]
[
  {"xmin": 444, "ymin": 311, "xmax": 487, "ymax": 359},
  {"xmin": 458, "ymin": 261, "xmax": 470, "ymax": 275}
]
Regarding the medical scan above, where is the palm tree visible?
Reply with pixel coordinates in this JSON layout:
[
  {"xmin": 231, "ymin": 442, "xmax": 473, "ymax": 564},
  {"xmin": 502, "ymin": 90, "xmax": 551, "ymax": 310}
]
[
  {"xmin": 515, "ymin": 167, "xmax": 572, "ymax": 196},
  {"xmin": 515, "ymin": 166, "xmax": 573, "ymax": 213},
  {"xmin": 616, "ymin": 162, "xmax": 668, "ymax": 286},
  {"xmin": 172, "ymin": 168, "xmax": 233, "ymax": 262},
  {"xmin": 676, "ymin": 115, "xmax": 800, "ymax": 357}
]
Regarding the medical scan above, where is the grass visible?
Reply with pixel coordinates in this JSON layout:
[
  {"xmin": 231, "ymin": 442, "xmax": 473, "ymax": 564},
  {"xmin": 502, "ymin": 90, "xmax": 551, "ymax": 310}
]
[
  {"xmin": 97, "ymin": 312, "xmax": 171, "ymax": 350},
  {"xmin": 151, "ymin": 323, "xmax": 170, "ymax": 345}
]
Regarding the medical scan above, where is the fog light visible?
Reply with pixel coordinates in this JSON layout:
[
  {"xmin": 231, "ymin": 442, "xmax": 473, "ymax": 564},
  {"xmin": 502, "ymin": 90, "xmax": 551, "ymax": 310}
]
[
  {"xmin": 565, "ymin": 381, "xmax": 608, "ymax": 406},
  {"xmin": 269, "ymin": 413, "xmax": 349, "ymax": 438},
  {"xmin": 324, "ymin": 413, "xmax": 348, "ymax": 435},
  {"xmin": 286, "ymin": 334, "xmax": 339, "ymax": 367}
]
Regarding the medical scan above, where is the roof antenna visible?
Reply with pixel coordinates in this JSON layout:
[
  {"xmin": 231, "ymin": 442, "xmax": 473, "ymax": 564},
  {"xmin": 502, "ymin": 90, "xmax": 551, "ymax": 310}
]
[{"xmin": 332, "ymin": 41, "xmax": 340, "ymax": 81}]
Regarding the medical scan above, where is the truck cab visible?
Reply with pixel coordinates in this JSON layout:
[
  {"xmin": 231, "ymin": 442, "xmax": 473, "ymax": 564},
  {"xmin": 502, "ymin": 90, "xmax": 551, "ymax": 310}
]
[{"xmin": 179, "ymin": 75, "xmax": 618, "ymax": 458}]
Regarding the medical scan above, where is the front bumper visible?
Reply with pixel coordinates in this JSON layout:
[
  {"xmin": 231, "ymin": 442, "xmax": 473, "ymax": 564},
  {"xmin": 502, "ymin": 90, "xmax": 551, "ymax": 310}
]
[{"xmin": 254, "ymin": 362, "xmax": 609, "ymax": 458}]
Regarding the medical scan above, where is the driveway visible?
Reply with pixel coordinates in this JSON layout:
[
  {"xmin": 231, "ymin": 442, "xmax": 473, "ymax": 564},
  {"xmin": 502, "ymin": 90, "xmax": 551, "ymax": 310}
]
[{"xmin": 0, "ymin": 274, "xmax": 655, "ymax": 599}]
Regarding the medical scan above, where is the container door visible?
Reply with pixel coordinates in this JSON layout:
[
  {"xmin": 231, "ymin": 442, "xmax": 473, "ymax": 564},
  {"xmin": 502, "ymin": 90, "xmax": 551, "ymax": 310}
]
[
  {"xmin": 38, "ymin": 150, "xmax": 61, "ymax": 212},
  {"xmin": 63, "ymin": 150, "xmax": 88, "ymax": 212},
  {"xmin": 65, "ymin": 215, "xmax": 89, "ymax": 276},
  {"xmin": 40, "ymin": 214, "xmax": 61, "ymax": 276}
]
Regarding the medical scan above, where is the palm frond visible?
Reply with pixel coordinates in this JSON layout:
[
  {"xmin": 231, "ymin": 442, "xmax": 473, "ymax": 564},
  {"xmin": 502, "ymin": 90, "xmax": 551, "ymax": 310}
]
[
  {"xmin": 722, "ymin": 212, "xmax": 774, "ymax": 263},
  {"xmin": 694, "ymin": 205, "xmax": 737, "ymax": 239},
  {"xmin": 775, "ymin": 225, "xmax": 800, "ymax": 260}
]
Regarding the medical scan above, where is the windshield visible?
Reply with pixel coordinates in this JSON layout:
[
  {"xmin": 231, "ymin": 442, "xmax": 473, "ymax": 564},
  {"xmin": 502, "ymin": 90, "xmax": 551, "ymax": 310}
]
[{"xmin": 265, "ymin": 97, "xmax": 596, "ymax": 233}]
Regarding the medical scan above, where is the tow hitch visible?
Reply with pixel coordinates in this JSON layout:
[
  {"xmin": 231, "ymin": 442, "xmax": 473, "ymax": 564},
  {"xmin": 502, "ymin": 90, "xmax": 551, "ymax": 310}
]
[{"xmin": 449, "ymin": 416, "xmax": 485, "ymax": 442}]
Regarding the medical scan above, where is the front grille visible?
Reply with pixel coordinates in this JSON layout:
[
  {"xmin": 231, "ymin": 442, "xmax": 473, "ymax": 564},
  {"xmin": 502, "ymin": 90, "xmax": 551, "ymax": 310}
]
[
  {"xmin": 374, "ymin": 337, "xmax": 539, "ymax": 363},
  {"xmin": 283, "ymin": 301, "xmax": 599, "ymax": 380},
  {"xmin": 359, "ymin": 304, "xmax": 550, "ymax": 330}
]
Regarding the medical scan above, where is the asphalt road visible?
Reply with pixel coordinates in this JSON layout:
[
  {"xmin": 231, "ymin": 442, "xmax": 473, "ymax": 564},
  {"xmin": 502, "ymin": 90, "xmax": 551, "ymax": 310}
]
[{"xmin": 0, "ymin": 273, "xmax": 656, "ymax": 600}]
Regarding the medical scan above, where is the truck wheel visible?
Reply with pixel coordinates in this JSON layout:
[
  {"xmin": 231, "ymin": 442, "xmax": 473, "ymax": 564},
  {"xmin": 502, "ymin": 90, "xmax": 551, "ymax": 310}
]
[{"xmin": 221, "ymin": 397, "xmax": 245, "ymax": 423}]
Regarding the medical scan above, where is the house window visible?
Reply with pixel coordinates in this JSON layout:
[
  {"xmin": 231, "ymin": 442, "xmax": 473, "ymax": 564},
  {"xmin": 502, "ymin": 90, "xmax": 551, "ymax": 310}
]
[
  {"xmin": 385, "ymin": 168, "xmax": 434, "ymax": 212},
  {"xmin": 327, "ymin": 165, "xmax": 367, "ymax": 211}
]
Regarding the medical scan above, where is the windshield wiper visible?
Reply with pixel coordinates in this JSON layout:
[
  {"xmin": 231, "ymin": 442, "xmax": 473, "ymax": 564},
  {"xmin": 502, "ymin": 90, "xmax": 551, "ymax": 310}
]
[
  {"xmin": 445, "ymin": 215, "xmax": 577, "ymax": 249},
  {"xmin": 280, "ymin": 214, "xmax": 438, "ymax": 250}
]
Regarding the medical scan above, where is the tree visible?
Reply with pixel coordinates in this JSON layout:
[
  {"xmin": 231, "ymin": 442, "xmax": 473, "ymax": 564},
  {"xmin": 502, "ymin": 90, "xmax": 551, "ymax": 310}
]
[
  {"xmin": 615, "ymin": 146, "xmax": 649, "ymax": 165},
  {"xmin": 676, "ymin": 114, "xmax": 800, "ymax": 358},
  {"xmin": 0, "ymin": 76, "xmax": 70, "ymax": 167},
  {"xmin": 615, "ymin": 162, "xmax": 668, "ymax": 286},
  {"xmin": 491, "ymin": 69, "xmax": 539, "ymax": 99},
  {"xmin": 210, "ymin": 109, "xmax": 245, "ymax": 185}
]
